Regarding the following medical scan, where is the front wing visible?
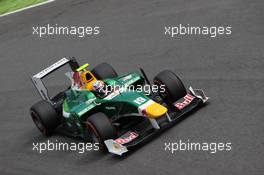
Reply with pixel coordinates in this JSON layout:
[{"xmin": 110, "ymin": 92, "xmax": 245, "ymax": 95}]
[{"xmin": 104, "ymin": 87, "xmax": 209, "ymax": 156}]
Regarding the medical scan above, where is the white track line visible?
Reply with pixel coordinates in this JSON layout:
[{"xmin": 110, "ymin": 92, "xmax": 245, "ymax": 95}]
[{"xmin": 0, "ymin": 0, "xmax": 55, "ymax": 18}]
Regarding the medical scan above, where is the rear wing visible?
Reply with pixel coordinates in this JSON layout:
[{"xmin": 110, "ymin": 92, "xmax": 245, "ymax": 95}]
[{"xmin": 31, "ymin": 58, "xmax": 79, "ymax": 103}]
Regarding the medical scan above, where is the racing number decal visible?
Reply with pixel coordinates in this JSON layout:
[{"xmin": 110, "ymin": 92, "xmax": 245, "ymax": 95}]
[{"xmin": 134, "ymin": 97, "xmax": 146, "ymax": 105}]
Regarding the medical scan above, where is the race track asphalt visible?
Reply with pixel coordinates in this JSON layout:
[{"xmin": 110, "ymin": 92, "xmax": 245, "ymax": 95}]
[{"xmin": 0, "ymin": 0, "xmax": 263, "ymax": 174}]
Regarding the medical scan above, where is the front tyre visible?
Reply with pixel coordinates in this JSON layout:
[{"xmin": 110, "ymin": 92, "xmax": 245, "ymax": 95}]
[
  {"xmin": 30, "ymin": 100, "xmax": 61, "ymax": 136},
  {"xmin": 86, "ymin": 113, "xmax": 117, "ymax": 150},
  {"xmin": 154, "ymin": 70, "xmax": 187, "ymax": 102}
]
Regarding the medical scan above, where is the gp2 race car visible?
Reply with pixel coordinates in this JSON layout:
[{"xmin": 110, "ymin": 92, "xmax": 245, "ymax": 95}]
[{"xmin": 30, "ymin": 58, "xmax": 209, "ymax": 156}]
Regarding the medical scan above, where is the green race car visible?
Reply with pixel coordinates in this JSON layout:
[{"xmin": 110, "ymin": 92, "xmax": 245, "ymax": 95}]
[{"xmin": 30, "ymin": 58, "xmax": 209, "ymax": 155}]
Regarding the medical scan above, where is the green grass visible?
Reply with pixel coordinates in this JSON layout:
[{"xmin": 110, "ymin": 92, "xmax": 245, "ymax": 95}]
[{"xmin": 0, "ymin": 0, "xmax": 47, "ymax": 15}]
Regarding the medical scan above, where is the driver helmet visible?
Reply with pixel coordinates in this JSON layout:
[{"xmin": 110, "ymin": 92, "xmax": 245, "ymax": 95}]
[{"xmin": 93, "ymin": 80, "xmax": 106, "ymax": 96}]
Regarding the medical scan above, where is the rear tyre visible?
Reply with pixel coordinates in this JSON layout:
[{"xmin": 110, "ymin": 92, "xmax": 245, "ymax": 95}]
[
  {"xmin": 30, "ymin": 100, "xmax": 61, "ymax": 136},
  {"xmin": 91, "ymin": 63, "xmax": 118, "ymax": 80},
  {"xmin": 154, "ymin": 70, "xmax": 187, "ymax": 102},
  {"xmin": 86, "ymin": 113, "xmax": 117, "ymax": 150}
]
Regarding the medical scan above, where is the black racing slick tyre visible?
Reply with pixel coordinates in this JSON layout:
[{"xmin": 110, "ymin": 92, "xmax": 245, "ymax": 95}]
[
  {"xmin": 86, "ymin": 113, "xmax": 117, "ymax": 150},
  {"xmin": 91, "ymin": 63, "xmax": 118, "ymax": 80},
  {"xmin": 30, "ymin": 100, "xmax": 61, "ymax": 136},
  {"xmin": 154, "ymin": 70, "xmax": 187, "ymax": 102}
]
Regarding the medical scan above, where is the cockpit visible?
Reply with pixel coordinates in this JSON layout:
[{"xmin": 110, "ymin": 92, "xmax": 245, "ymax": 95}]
[
  {"xmin": 65, "ymin": 63, "xmax": 116, "ymax": 99},
  {"xmin": 66, "ymin": 63, "xmax": 97, "ymax": 91}
]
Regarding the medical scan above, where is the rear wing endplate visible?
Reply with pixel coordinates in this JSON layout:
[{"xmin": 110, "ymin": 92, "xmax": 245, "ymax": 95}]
[{"xmin": 31, "ymin": 58, "xmax": 79, "ymax": 102}]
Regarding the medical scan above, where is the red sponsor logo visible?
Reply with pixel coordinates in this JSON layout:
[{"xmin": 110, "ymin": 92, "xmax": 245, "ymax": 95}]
[
  {"xmin": 115, "ymin": 132, "xmax": 139, "ymax": 145},
  {"xmin": 175, "ymin": 94, "xmax": 195, "ymax": 110}
]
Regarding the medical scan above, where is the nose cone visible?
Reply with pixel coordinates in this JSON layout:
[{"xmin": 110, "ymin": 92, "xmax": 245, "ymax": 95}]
[{"xmin": 146, "ymin": 103, "xmax": 168, "ymax": 118}]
